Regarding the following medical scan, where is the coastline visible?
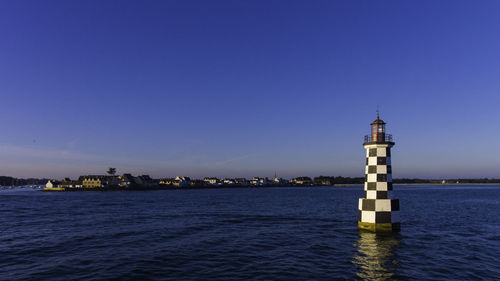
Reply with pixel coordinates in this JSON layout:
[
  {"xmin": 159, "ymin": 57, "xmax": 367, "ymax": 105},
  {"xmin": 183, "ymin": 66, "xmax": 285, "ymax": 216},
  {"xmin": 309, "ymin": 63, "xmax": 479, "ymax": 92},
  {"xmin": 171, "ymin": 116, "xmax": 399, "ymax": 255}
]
[
  {"xmin": 335, "ymin": 183, "xmax": 500, "ymax": 186},
  {"xmin": 394, "ymin": 183, "xmax": 500, "ymax": 186},
  {"xmin": 40, "ymin": 182, "xmax": 500, "ymax": 192}
]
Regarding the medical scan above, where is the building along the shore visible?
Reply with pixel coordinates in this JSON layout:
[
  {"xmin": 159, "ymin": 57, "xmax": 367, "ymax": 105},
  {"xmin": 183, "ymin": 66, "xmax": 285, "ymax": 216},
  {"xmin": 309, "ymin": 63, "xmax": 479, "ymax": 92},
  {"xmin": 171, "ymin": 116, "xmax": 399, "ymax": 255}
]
[
  {"xmin": 79, "ymin": 175, "xmax": 119, "ymax": 188},
  {"xmin": 291, "ymin": 177, "xmax": 313, "ymax": 185},
  {"xmin": 204, "ymin": 177, "xmax": 221, "ymax": 185},
  {"xmin": 59, "ymin": 178, "xmax": 83, "ymax": 188}
]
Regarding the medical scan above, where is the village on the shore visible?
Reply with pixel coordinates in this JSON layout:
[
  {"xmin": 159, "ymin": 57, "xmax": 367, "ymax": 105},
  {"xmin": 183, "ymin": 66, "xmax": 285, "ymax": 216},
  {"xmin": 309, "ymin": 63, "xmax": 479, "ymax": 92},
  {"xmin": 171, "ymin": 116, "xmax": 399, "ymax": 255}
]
[
  {"xmin": 3, "ymin": 168, "xmax": 498, "ymax": 191},
  {"xmin": 43, "ymin": 168, "xmax": 337, "ymax": 191}
]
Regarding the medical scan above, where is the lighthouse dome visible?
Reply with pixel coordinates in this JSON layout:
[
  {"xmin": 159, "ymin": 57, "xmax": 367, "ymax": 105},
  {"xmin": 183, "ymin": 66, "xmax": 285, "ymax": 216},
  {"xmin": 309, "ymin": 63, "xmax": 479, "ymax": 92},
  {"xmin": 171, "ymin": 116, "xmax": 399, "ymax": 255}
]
[{"xmin": 371, "ymin": 117, "xmax": 386, "ymax": 125}]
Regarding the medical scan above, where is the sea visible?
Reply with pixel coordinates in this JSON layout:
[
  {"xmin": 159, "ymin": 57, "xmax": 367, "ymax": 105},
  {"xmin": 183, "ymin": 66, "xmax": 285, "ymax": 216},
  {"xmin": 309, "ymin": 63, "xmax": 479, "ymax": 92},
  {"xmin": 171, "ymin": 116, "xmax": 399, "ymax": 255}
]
[{"xmin": 0, "ymin": 185, "xmax": 499, "ymax": 280}]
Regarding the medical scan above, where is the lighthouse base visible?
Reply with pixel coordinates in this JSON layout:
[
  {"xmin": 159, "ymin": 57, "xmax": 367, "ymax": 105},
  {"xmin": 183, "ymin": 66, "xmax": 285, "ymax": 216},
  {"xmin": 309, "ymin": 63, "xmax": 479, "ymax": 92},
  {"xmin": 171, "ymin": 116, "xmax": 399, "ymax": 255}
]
[{"xmin": 358, "ymin": 221, "xmax": 400, "ymax": 233}]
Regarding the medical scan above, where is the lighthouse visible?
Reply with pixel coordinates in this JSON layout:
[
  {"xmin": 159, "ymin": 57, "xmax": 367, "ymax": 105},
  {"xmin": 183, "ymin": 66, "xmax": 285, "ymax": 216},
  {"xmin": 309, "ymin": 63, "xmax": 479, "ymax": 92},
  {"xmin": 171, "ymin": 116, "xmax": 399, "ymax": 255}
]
[{"xmin": 358, "ymin": 113, "xmax": 400, "ymax": 232}]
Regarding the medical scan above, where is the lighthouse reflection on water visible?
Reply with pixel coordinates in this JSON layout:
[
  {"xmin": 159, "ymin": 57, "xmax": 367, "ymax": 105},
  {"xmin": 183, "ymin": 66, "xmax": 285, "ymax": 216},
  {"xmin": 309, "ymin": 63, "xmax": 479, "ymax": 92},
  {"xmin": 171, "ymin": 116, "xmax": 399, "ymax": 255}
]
[{"xmin": 353, "ymin": 231, "xmax": 400, "ymax": 280}]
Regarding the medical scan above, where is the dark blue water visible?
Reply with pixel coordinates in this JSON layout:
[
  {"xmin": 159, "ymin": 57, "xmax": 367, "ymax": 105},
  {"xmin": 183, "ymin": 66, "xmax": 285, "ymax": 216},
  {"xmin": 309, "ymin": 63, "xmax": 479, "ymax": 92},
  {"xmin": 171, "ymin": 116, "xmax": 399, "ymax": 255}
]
[{"xmin": 1, "ymin": 186, "xmax": 499, "ymax": 280}]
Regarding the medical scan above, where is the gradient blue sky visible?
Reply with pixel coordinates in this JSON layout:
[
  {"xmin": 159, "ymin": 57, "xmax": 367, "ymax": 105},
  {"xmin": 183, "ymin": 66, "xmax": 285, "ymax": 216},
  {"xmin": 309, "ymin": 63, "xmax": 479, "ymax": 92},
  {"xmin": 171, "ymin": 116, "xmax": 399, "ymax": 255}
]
[{"xmin": 1, "ymin": 0, "xmax": 499, "ymax": 179}]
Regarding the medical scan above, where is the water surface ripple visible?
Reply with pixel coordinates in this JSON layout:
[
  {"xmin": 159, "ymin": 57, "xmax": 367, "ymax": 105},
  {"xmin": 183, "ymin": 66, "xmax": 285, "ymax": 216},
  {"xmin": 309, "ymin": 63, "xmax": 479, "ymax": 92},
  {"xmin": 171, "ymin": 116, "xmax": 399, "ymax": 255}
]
[{"xmin": 1, "ymin": 186, "xmax": 499, "ymax": 280}]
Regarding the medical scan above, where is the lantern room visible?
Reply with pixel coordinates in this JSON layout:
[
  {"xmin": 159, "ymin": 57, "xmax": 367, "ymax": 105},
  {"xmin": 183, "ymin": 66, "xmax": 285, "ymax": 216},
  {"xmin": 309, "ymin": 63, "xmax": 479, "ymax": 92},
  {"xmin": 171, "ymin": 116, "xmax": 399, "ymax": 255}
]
[
  {"xmin": 363, "ymin": 113, "xmax": 394, "ymax": 144},
  {"xmin": 371, "ymin": 115, "xmax": 386, "ymax": 143}
]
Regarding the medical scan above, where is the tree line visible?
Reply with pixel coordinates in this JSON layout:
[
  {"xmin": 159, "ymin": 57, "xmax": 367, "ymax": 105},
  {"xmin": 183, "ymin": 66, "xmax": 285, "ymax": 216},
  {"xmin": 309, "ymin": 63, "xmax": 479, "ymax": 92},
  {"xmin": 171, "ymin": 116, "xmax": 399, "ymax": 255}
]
[
  {"xmin": 0, "ymin": 176, "xmax": 49, "ymax": 186},
  {"xmin": 2, "ymin": 175, "xmax": 500, "ymax": 187}
]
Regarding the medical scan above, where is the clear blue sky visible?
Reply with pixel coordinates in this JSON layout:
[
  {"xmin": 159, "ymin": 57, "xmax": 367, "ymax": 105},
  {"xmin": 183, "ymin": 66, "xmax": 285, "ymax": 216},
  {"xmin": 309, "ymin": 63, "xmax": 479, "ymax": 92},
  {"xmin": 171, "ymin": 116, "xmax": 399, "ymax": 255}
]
[{"xmin": 1, "ymin": 0, "xmax": 499, "ymax": 179}]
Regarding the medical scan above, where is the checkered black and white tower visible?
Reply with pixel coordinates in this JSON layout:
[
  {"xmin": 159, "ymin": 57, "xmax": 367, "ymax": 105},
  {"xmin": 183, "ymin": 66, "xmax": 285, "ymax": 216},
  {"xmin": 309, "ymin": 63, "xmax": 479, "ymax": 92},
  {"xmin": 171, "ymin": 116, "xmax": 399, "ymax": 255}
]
[{"xmin": 358, "ymin": 113, "xmax": 400, "ymax": 232}]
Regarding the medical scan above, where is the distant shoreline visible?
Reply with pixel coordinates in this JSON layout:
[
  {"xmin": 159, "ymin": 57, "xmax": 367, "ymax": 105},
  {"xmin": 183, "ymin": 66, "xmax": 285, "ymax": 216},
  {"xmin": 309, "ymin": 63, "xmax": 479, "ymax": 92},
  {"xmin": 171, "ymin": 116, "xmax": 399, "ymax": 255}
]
[
  {"xmin": 40, "ymin": 182, "xmax": 500, "ymax": 192},
  {"xmin": 335, "ymin": 183, "xmax": 500, "ymax": 186}
]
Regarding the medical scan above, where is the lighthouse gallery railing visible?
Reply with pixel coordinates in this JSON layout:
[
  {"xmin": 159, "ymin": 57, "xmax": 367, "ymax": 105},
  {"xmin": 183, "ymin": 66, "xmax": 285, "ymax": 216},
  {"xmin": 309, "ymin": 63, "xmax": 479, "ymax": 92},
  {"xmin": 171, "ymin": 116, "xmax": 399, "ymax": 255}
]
[{"xmin": 364, "ymin": 134, "xmax": 393, "ymax": 143}]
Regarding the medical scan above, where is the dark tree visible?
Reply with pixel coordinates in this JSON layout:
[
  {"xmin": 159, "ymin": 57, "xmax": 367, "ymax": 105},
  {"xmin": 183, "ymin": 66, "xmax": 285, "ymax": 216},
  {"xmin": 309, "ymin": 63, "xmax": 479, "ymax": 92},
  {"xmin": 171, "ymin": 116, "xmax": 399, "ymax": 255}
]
[
  {"xmin": 107, "ymin": 167, "xmax": 117, "ymax": 176},
  {"xmin": 313, "ymin": 176, "xmax": 335, "ymax": 186}
]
